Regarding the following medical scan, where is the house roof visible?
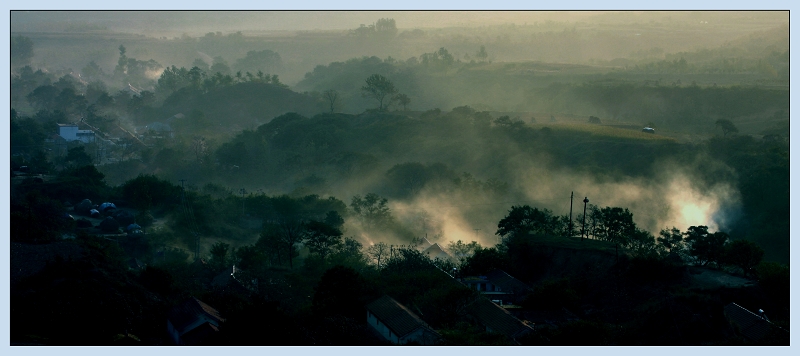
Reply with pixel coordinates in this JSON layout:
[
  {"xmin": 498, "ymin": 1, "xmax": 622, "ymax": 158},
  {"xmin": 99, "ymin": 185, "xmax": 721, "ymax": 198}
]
[
  {"xmin": 168, "ymin": 297, "xmax": 225, "ymax": 335},
  {"xmin": 366, "ymin": 295, "xmax": 434, "ymax": 338},
  {"xmin": 484, "ymin": 269, "xmax": 532, "ymax": 294},
  {"xmin": 724, "ymin": 303, "xmax": 786, "ymax": 342},
  {"xmin": 422, "ymin": 243, "xmax": 452, "ymax": 261},
  {"xmin": 466, "ymin": 297, "xmax": 534, "ymax": 340},
  {"xmin": 179, "ymin": 321, "xmax": 220, "ymax": 346}
]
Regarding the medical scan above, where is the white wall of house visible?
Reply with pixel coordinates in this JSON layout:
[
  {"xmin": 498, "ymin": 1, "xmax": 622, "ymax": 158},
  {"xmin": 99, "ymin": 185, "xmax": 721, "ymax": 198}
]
[{"xmin": 59, "ymin": 125, "xmax": 95, "ymax": 143}]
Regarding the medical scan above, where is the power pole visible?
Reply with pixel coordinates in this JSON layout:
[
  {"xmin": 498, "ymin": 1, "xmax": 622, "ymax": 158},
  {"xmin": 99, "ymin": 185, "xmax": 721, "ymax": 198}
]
[
  {"xmin": 569, "ymin": 191, "xmax": 574, "ymax": 237},
  {"xmin": 582, "ymin": 197, "xmax": 589, "ymax": 241}
]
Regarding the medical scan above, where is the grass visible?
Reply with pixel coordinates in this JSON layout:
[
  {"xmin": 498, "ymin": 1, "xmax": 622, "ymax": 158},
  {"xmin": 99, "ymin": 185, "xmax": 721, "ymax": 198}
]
[{"xmin": 533, "ymin": 122, "xmax": 679, "ymax": 143}]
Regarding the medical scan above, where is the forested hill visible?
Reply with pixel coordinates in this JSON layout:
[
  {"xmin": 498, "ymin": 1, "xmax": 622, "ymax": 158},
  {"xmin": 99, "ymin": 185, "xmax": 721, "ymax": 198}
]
[{"xmin": 159, "ymin": 81, "xmax": 325, "ymax": 128}]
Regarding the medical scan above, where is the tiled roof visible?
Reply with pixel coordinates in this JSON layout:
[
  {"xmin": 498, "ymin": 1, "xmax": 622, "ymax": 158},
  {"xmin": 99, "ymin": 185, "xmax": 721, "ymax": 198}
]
[
  {"xmin": 366, "ymin": 295, "xmax": 432, "ymax": 338},
  {"xmin": 168, "ymin": 297, "xmax": 225, "ymax": 334},
  {"xmin": 723, "ymin": 303, "xmax": 784, "ymax": 342},
  {"xmin": 467, "ymin": 297, "xmax": 534, "ymax": 340},
  {"xmin": 485, "ymin": 269, "xmax": 532, "ymax": 294}
]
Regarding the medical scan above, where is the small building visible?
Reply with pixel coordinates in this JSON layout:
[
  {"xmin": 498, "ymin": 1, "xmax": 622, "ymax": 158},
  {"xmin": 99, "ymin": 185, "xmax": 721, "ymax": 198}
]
[
  {"xmin": 466, "ymin": 297, "xmax": 534, "ymax": 344},
  {"xmin": 723, "ymin": 303, "xmax": 788, "ymax": 343},
  {"xmin": 461, "ymin": 269, "xmax": 532, "ymax": 305},
  {"xmin": 58, "ymin": 123, "xmax": 95, "ymax": 143},
  {"xmin": 366, "ymin": 295, "xmax": 440, "ymax": 345},
  {"xmin": 167, "ymin": 297, "xmax": 225, "ymax": 345}
]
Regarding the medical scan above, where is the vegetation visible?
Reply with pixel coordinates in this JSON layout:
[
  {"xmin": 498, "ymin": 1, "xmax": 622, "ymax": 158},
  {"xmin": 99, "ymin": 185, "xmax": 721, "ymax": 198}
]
[{"xmin": 9, "ymin": 12, "xmax": 788, "ymax": 346}]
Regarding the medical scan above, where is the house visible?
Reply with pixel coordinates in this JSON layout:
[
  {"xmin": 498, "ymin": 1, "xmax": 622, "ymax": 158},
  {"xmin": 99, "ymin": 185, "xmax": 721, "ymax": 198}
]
[
  {"xmin": 366, "ymin": 295, "xmax": 440, "ymax": 345},
  {"xmin": 58, "ymin": 123, "xmax": 95, "ymax": 143},
  {"xmin": 460, "ymin": 269, "xmax": 532, "ymax": 305},
  {"xmin": 723, "ymin": 303, "xmax": 788, "ymax": 343},
  {"xmin": 167, "ymin": 297, "xmax": 225, "ymax": 345},
  {"xmin": 421, "ymin": 242, "xmax": 454, "ymax": 262},
  {"xmin": 143, "ymin": 122, "xmax": 174, "ymax": 138},
  {"xmin": 465, "ymin": 297, "xmax": 534, "ymax": 344}
]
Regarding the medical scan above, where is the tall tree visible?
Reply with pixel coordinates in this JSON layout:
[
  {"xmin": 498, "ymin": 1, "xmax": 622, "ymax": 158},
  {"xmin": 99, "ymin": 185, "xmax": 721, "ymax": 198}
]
[
  {"xmin": 715, "ymin": 119, "xmax": 739, "ymax": 136},
  {"xmin": 394, "ymin": 93, "xmax": 411, "ymax": 111},
  {"xmin": 350, "ymin": 193, "xmax": 393, "ymax": 230},
  {"xmin": 361, "ymin": 74, "xmax": 397, "ymax": 111},
  {"xmin": 304, "ymin": 220, "xmax": 343, "ymax": 260},
  {"xmin": 323, "ymin": 89, "xmax": 339, "ymax": 113},
  {"xmin": 594, "ymin": 207, "xmax": 636, "ymax": 258},
  {"xmin": 366, "ymin": 241, "xmax": 390, "ymax": 267},
  {"xmin": 684, "ymin": 226, "xmax": 728, "ymax": 267}
]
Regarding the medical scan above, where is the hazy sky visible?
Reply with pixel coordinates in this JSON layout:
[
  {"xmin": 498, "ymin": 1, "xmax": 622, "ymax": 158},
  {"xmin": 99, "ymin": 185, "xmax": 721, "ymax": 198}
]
[{"xmin": 10, "ymin": 11, "xmax": 604, "ymax": 34}]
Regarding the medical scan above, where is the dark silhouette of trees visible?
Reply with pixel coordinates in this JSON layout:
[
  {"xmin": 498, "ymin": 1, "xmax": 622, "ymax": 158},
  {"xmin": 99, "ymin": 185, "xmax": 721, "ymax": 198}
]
[
  {"xmin": 594, "ymin": 207, "xmax": 636, "ymax": 257},
  {"xmin": 361, "ymin": 74, "xmax": 398, "ymax": 111},
  {"xmin": 350, "ymin": 193, "xmax": 392, "ymax": 230},
  {"xmin": 715, "ymin": 119, "xmax": 739, "ymax": 136},
  {"xmin": 723, "ymin": 239, "xmax": 763, "ymax": 276},
  {"xmin": 304, "ymin": 220, "xmax": 343, "ymax": 260},
  {"xmin": 684, "ymin": 225, "xmax": 728, "ymax": 266},
  {"xmin": 394, "ymin": 93, "xmax": 411, "ymax": 111},
  {"xmin": 496, "ymin": 205, "xmax": 561, "ymax": 241}
]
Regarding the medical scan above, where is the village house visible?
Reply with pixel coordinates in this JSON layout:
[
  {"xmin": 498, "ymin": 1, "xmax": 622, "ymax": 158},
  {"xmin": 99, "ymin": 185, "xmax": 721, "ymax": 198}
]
[
  {"xmin": 460, "ymin": 268, "xmax": 532, "ymax": 305},
  {"xmin": 167, "ymin": 297, "xmax": 225, "ymax": 345},
  {"xmin": 57, "ymin": 123, "xmax": 95, "ymax": 143},
  {"xmin": 723, "ymin": 303, "xmax": 789, "ymax": 343},
  {"xmin": 365, "ymin": 295, "xmax": 441, "ymax": 345},
  {"xmin": 466, "ymin": 297, "xmax": 535, "ymax": 344}
]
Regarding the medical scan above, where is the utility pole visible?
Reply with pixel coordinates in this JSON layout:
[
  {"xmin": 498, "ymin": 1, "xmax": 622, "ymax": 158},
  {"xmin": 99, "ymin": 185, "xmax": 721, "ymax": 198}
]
[
  {"xmin": 569, "ymin": 191, "xmax": 574, "ymax": 237},
  {"xmin": 582, "ymin": 197, "xmax": 589, "ymax": 241}
]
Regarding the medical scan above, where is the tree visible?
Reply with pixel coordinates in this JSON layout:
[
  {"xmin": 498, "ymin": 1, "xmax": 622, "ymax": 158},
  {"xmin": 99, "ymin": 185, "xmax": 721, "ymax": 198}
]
[
  {"xmin": 374, "ymin": 18, "xmax": 398, "ymax": 37},
  {"xmin": 64, "ymin": 146, "xmax": 93, "ymax": 167},
  {"xmin": 496, "ymin": 205, "xmax": 560, "ymax": 241},
  {"xmin": 394, "ymin": 93, "xmax": 411, "ymax": 111},
  {"xmin": 350, "ymin": 193, "xmax": 393, "ymax": 230},
  {"xmin": 627, "ymin": 228, "xmax": 659, "ymax": 258},
  {"xmin": 657, "ymin": 226, "xmax": 686, "ymax": 260},
  {"xmin": 361, "ymin": 74, "xmax": 398, "ymax": 111},
  {"xmin": 684, "ymin": 226, "xmax": 728, "ymax": 266},
  {"xmin": 366, "ymin": 241, "xmax": 390, "ymax": 267},
  {"xmin": 304, "ymin": 220, "xmax": 343, "ymax": 260},
  {"xmin": 210, "ymin": 242, "xmax": 230, "ymax": 270},
  {"xmin": 323, "ymin": 89, "xmax": 339, "ymax": 113},
  {"xmin": 723, "ymin": 239, "xmax": 763, "ymax": 276},
  {"xmin": 475, "ymin": 45, "xmax": 488, "ymax": 62},
  {"xmin": 715, "ymin": 119, "xmax": 739, "ymax": 136},
  {"xmin": 267, "ymin": 197, "xmax": 307, "ymax": 269},
  {"xmin": 234, "ymin": 49, "xmax": 283, "ymax": 75},
  {"xmin": 594, "ymin": 207, "xmax": 636, "ymax": 258},
  {"xmin": 11, "ymin": 35, "xmax": 34, "ymax": 68}
]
